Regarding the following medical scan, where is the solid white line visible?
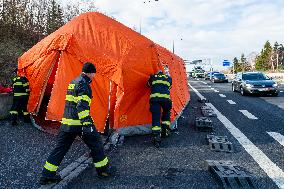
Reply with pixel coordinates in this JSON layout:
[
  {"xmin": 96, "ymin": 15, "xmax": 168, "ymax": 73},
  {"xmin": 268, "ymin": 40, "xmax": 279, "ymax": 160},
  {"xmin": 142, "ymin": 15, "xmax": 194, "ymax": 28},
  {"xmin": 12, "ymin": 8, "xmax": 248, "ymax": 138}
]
[
  {"xmin": 227, "ymin": 100, "xmax": 236, "ymax": 104},
  {"xmin": 206, "ymin": 103, "xmax": 284, "ymax": 189},
  {"xmin": 267, "ymin": 132, "xmax": 284, "ymax": 147},
  {"xmin": 188, "ymin": 83, "xmax": 205, "ymax": 100},
  {"xmin": 214, "ymin": 90, "xmax": 219, "ymax": 93},
  {"xmin": 219, "ymin": 94, "xmax": 226, "ymax": 97},
  {"xmin": 189, "ymin": 83, "xmax": 284, "ymax": 188},
  {"xmin": 239, "ymin": 110, "xmax": 258, "ymax": 120}
]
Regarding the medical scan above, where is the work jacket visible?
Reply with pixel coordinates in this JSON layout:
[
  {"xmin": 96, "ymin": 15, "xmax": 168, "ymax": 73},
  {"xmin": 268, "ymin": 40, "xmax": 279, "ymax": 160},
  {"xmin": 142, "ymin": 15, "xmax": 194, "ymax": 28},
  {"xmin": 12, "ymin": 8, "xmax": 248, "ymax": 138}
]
[
  {"xmin": 12, "ymin": 76, "xmax": 30, "ymax": 98},
  {"xmin": 60, "ymin": 74, "xmax": 94, "ymax": 132},
  {"xmin": 148, "ymin": 72, "xmax": 172, "ymax": 102}
]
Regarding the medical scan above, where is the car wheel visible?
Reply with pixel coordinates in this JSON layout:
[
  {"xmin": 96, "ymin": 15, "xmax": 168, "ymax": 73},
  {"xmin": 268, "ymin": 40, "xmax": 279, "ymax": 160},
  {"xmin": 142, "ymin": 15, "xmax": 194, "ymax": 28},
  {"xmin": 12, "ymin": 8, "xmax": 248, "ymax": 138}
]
[{"xmin": 240, "ymin": 86, "xmax": 246, "ymax": 96}]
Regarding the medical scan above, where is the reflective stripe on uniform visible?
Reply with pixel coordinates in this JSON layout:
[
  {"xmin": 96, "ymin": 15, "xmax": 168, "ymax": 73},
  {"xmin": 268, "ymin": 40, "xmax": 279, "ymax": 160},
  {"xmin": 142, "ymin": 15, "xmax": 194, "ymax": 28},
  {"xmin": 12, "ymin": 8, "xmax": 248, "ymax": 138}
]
[
  {"xmin": 162, "ymin": 121, "xmax": 170, "ymax": 126},
  {"xmin": 78, "ymin": 110, "xmax": 90, "ymax": 119},
  {"xmin": 78, "ymin": 95, "xmax": 91, "ymax": 105},
  {"xmin": 94, "ymin": 157, "xmax": 108, "ymax": 168},
  {"xmin": 152, "ymin": 126, "xmax": 161, "ymax": 131},
  {"xmin": 68, "ymin": 84, "xmax": 75, "ymax": 90},
  {"xmin": 23, "ymin": 112, "xmax": 29, "ymax": 115},
  {"xmin": 157, "ymin": 75, "xmax": 168, "ymax": 78},
  {"xmin": 65, "ymin": 95, "xmax": 78, "ymax": 103},
  {"xmin": 61, "ymin": 118, "xmax": 81, "ymax": 125},
  {"xmin": 152, "ymin": 80, "xmax": 171, "ymax": 87},
  {"xmin": 13, "ymin": 82, "xmax": 23, "ymax": 86},
  {"xmin": 83, "ymin": 121, "xmax": 92, "ymax": 125},
  {"xmin": 14, "ymin": 93, "xmax": 28, "ymax": 96},
  {"xmin": 23, "ymin": 82, "xmax": 29, "ymax": 87},
  {"xmin": 44, "ymin": 161, "xmax": 58, "ymax": 172},
  {"xmin": 10, "ymin": 111, "xmax": 18, "ymax": 115},
  {"xmin": 150, "ymin": 93, "xmax": 170, "ymax": 99}
]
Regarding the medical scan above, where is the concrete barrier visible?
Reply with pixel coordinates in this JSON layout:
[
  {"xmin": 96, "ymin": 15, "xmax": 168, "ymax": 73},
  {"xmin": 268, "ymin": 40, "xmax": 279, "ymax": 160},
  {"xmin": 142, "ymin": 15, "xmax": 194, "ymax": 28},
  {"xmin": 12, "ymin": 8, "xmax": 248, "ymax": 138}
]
[{"xmin": 0, "ymin": 93, "xmax": 13, "ymax": 119}]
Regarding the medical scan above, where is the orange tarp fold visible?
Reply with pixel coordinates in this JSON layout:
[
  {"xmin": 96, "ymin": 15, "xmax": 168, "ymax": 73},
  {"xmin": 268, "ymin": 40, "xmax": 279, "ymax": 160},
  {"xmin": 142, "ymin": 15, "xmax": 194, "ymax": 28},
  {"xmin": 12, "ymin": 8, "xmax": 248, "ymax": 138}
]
[{"xmin": 18, "ymin": 12, "xmax": 190, "ymax": 132}]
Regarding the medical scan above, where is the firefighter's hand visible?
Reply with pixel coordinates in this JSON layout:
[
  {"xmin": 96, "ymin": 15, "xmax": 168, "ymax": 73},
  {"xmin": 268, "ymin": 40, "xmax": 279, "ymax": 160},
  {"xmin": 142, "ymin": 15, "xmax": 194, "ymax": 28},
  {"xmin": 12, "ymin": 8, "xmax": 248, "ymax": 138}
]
[{"xmin": 82, "ymin": 125, "xmax": 94, "ymax": 133}]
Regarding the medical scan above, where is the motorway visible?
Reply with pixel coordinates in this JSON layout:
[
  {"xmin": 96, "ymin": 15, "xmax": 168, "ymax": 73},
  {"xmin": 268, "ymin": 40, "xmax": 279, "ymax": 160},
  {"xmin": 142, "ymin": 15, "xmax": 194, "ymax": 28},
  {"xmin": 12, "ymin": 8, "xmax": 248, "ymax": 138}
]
[
  {"xmin": 1, "ymin": 78, "xmax": 284, "ymax": 189},
  {"xmin": 190, "ymin": 78, "xmax": 284, "ymax": 188},
  {"xmin": 68, "ymin": 78, "xmax": 284, "ymax": 189}
]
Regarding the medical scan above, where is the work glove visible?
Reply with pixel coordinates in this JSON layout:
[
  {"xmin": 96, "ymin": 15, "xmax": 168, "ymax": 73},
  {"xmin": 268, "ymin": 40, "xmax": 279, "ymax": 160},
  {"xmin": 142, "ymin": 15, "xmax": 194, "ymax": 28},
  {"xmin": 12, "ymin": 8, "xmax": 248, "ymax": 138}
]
[{"xmin": 82, "ymin": 125, "xmax": 95, "ymax": 133}]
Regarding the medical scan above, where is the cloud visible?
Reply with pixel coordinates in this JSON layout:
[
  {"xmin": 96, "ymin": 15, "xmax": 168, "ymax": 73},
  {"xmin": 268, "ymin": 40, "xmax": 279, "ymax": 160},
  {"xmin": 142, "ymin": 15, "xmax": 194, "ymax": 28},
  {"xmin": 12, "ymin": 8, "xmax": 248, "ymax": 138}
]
[{"xmin": 60, "ymin": 0, "xmax": 284, "ymax": 70}]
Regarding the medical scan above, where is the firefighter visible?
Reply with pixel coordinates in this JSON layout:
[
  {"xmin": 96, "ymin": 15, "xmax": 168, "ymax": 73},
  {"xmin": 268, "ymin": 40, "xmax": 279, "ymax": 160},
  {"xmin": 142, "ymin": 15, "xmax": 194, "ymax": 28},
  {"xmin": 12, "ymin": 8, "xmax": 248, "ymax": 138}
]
[
  {"xmin": 147, "ymin": 67, "xmax": 172, "ymax": 148},
  {"xmin": 39, "ymin": 62, "xmax": 115, "ymax": 185},
  {"xmin": 9, "ymin": 68, "xmax": 30, "ymax": 125}
]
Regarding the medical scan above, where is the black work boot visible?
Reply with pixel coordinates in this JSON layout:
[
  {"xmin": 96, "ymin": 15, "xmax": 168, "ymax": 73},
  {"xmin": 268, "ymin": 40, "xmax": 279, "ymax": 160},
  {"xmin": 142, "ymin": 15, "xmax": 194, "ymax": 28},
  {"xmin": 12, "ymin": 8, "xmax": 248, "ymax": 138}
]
[
  {"xmin": 10, "ymin": 114, "xmax": 18, "ymax": 126},
  {"xmin": 39, "ymin": 174, "xmax": 62, "ymax": 185},
  {"xmin": 23, "ymin": 115, "xmax": 31, "ymax": 123},
  {"xmin": 152, "ymin": 133, "xmax": 161, "ymax": 148},
  {"xmin": 97, "ymin": 166, "xmax": 117, "ymax": 178},
  {"xmin": 161, "ymin": 125, "xmax": 171, "ymax": 138},
  {"xmin": 11, "ymin": 120, "xmax": 18, "ymax": 126}
]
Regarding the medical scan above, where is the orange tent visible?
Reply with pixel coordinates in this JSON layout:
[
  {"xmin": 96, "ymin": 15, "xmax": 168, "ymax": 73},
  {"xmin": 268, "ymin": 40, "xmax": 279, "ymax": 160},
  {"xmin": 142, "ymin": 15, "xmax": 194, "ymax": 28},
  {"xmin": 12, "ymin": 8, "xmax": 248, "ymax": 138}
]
[{"xmin": 18, "ymin": 12, "xmax": 190, "ymax": 133}]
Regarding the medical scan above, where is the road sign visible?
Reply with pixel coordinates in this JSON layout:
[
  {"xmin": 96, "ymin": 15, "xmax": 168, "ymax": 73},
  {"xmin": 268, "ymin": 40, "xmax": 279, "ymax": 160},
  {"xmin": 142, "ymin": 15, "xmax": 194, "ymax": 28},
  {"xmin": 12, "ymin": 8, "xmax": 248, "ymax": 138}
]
[{"xmin": 223, "ymin": 60, "xmax": 230, "ymax": 66}]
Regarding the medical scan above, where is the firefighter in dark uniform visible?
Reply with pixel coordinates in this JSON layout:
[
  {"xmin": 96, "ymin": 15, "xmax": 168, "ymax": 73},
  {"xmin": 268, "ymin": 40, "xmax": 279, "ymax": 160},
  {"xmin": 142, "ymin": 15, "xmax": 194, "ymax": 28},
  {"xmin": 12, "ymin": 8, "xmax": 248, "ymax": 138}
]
[
  {"xmin": 147, "ymin": 69, "xmax": 172, "ymax": 148},
  {"xmin": 39, "ymin": 62, "xmax": 114, "ymax": 185},
  {"xmin": 9, "ymin": 69, "xmax": 30, "ymax": 125}
]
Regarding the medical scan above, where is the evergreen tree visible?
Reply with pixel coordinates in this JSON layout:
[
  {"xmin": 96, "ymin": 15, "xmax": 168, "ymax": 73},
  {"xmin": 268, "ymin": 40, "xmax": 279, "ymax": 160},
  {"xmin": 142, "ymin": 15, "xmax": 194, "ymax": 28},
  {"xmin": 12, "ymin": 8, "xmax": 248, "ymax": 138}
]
[
  {"xmin": 46, "ymin": 0, "xmax": 64, "ymax": 34},
  {"xmin": 255, "ymin": 41, "xmax": 272, "ymax": 70},
  {"xmin": 279, "ymin": 44, "xmax": 284, "ymax": 67},
  {"xmin": 232, "ymin": 57, "xmax": 241, "ymax": 73}
]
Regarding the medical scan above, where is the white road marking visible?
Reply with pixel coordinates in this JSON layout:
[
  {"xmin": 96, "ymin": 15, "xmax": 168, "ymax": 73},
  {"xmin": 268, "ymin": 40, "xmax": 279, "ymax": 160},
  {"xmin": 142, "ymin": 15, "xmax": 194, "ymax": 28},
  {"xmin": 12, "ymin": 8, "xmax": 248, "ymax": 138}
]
[
  {"xmin": 201, "ymin": 81, "xmax": 207, "ymax": 84},
  {"xmin": 219, "ymin": 94, "xmax": 226, "ymax": 97},
  {"xmin": 197, "ymin": 78, "xmax": 199, "ymax": 80},
  {"xmin": 239, "ymin": 110, "xmax": 258, "ymax": 120},
  {"xmin": 188, "ymin": 83, "xmax": 205, "ymax": 100},
  {"xmin": 227, "ymin": 100, "xmax": 236, "ymax": 104},
  {"xmin": 189, "ymin": 83, "xmax": 284, "ymax": 189},
  {"xmin": 208, "ymin": 86, "xmax": 211, "ymax": 88},
  {"xmin": 210, "ymin": 88, "xmax": 214, "ymax": 90},
  {"xmin": 267, "ymin": 132, "xmax": 284, "ymax": 147},
  {"xmin": 214, "ymin": 90, "xmax": 219, "ymax": 93},
  {"xmin": 280, "ymin": 91, "xmax": 283, "ymax": 93}
]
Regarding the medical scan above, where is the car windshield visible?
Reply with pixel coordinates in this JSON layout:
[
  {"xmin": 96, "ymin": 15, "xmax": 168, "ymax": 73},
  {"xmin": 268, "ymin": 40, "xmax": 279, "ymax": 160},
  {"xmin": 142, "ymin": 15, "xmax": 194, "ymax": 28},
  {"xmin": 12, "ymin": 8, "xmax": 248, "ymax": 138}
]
[
  {"xmin": 214, "ymin": 73, "xmax": 225, "ymax": 77},
  {"xmin": 242, "ymin": 73, "xmax": 269, "ymax": 80}
]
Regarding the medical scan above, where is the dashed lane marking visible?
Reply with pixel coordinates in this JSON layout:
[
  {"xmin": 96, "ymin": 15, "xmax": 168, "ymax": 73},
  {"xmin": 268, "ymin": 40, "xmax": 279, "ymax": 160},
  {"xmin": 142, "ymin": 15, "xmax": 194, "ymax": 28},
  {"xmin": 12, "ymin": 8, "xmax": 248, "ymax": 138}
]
[
  {"xmin": 214, "ymin": 90, "xmax": 219, "ymax": 93},
  {"xmin": 189, "ymin": 83, "xmax": 284, "ymax": 189},
  {"xmin": 227, "ymin": 100, "xmax": 236, "ymax": 104},
  {"xmin": 239, "ymin": 110, "xmax": 258, "ymax": 120},
  {"xmin": 280, "ymin": 91, "xmax": 283, "ymax": 93},
  {"xmin": 201, "ymin": 81, "xmax": 207, "ymax": 84},
  {"xmin": 219, "ymin": 94, "xmax": 226, "ymax": 97},
  {"xmin": 267, "ymin": 132, "xmax": 284, "ymax": 147},
  {"xmin": 210, "ymin": 88, "xmax": 214, "ymax": 90}
]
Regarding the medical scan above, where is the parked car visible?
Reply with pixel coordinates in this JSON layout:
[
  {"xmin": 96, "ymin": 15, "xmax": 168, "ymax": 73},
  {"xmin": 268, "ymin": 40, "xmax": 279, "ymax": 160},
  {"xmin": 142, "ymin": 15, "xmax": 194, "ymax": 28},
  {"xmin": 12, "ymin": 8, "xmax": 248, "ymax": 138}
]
[
  {"xmin": 211, "ymin": 73, "xmax": 228, "ymax": 83},
  {"xmin": 205, "ymin": 71, "xmax": 219, "ymax": 80},
  {"xmin": 232, "ymin": 72, "xmax": 279, "ymax": 96}
]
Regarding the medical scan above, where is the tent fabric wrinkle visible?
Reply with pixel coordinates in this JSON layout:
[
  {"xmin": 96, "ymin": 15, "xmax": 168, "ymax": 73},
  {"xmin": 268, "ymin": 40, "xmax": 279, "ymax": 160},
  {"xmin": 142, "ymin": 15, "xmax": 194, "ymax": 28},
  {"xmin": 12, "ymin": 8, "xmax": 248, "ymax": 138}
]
[{"xmin": 18, "ymin": 12, "xmax": 190, "ymax": 133}]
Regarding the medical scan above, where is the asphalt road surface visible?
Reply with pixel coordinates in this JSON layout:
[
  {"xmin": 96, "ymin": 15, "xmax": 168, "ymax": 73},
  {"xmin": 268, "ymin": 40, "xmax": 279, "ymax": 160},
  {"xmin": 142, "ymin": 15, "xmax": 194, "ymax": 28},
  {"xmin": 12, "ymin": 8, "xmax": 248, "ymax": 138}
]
[
  {"xmin": 1, "ymin": 78, "xmax": 284, "ymax": 189},
  {"xmin": 68, "ymin": 78, "xmax": 284, "ymax": 189}
]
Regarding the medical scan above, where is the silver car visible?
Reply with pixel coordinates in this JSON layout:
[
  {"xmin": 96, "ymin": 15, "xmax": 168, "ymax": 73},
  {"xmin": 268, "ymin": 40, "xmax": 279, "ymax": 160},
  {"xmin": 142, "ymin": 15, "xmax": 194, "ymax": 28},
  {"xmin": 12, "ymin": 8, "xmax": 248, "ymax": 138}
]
[{"xmin": 232, "ymin": 72, "xmax": 279, "ymax": 96}]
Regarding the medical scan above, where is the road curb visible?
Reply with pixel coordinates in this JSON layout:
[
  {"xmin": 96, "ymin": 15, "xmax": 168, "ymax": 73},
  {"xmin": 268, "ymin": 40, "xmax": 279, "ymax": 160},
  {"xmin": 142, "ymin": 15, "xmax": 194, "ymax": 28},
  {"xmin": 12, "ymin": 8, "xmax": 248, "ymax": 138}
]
[{"xmin": 39, "ymin": 153, "xmax": 92, "ymax": 189}]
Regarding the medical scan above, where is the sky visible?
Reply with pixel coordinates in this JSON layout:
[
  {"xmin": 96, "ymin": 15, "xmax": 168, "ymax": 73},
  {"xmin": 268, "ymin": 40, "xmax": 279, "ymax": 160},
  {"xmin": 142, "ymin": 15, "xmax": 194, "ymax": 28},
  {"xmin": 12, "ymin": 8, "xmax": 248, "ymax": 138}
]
[{"xmin": 60, "ymin": 0, "xmax": 284, "ymax": 71}]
